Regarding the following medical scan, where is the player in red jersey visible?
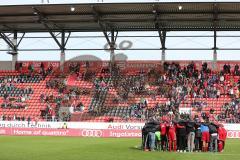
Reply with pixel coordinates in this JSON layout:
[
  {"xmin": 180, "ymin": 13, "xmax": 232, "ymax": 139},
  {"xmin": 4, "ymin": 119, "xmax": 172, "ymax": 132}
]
[
  {"xmin": 218, "ymin": 124, "xmax": 227, "ymax": 152},
  {"xmin": 168, "ymin": 121, "xmax": 177, "ymax": 152}
]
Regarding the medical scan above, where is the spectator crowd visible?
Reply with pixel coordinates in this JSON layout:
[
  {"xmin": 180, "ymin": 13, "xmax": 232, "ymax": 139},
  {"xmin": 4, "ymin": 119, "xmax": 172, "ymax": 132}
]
[{"xmin": 0, "ymin": 61, "xmax": 239, "ymax": 124}]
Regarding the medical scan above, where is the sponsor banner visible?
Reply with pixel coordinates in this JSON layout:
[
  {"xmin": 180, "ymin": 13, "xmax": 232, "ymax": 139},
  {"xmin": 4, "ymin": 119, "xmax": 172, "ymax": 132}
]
[
  {"xmin": 63, "ymin": 61, "xmax": 103, "ymax": 73},
  {"xmin": 0, "ymin": 121, "xmax": 144, "ymax": 130},
  {"xmin": 168, "ymin": 60, "xmax": 240, "ymax": 71},
  {"xmin": 0, "ymin": 127, "xmax": 238, "ymax": 138},
  {"xmin": 118, "ymin": 61, "xmax": 160, "ymax": 72},
  {"xmin": 0, "ymin": 128, "xmax": 141, "ymax": 138},
  {"xmin": 0, "ymin": 128, "xmax": 77, "ymax": 137},
  {"xmin": 222, "ymin": 124, "xmax": 240, "ymax": 131},
  {"xmin": 16, "ymin": 61, "xmax": 60, "ymax": 71},
  {"xmin": 227, "ymin": 130, "xmax": 240, "ymax": 138},
  {"xmin": 0, "ymin": 121, "xmax": 239, "ymax": 130},
  {"xmin": 16, "ymin": 60, "xmax": 240, "ymax": 72},
  {"xmin": 179, "ymin": 107, "xmax": 192, "ymax": 114},
  {"xmin": 0, "ymin": 121, "xmax": 239, "ymax": 138}
]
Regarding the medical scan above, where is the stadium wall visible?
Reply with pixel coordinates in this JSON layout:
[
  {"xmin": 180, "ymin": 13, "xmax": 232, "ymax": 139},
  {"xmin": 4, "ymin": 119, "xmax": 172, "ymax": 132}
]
[
  {"xmin": 16, "ymin": 60, "xmax": 240, "ymax": 72},
  {"xmin": 0, "ymin": 61, "xmax": 13, "ymax": 70},
  {"xmin": 0, "ymin": 121, "xmax": 239, "ymax": 138}
]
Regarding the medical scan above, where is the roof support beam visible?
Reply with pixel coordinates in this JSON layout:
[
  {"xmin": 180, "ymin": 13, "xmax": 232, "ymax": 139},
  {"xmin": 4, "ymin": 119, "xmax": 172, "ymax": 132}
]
[
  {"xmin": 100, "ymin": 22, "xmax": 111, "ymax": 46},
  {"xmin": 2, "ymin": 25, "xmax": 13, "ymax": 30},
  {"xmin": 92, "ymin": 5, "xmax": 111, "ymax": 46},
  {"xmin": 92, "ymin": 5, "xmax": 119, "ymax": 73},
  {"xmin": 60, "ymin": 31, "xmax": 66, "ymax": 71},
  {"xmin": 33, "ymin": 7, "xmax": 62, "ymax": 29},
  {"xmin": 158, "ymin": 29, "xmax": 166, "ymax": 50},
  {"xmin": 213, "ymin": 3, "xmax": 218, "ymax": 51},
  {"xmin": 61, "ymin": 31, "xmax": 65, "ymax": 53},
  {"xmin": 158, "ymin": 30, "xmax": 167, "ymax": 62},
  {"xmin": 153, "ymin": 6, "xmax": 167, "ymax": 63},
  {"xmin": 214, "ymin": 28, "xmax": 217, "ymax": 50},
  {"xmin": 110, "ymin": 29, "xmax": 117, "ymax": 64},
  {"xmin": 33, "ymin": 7, "xmax": 64, "ymax": 50},
  {"xmin": 153, "ymin": 6, "xmax": 167, "ymax": 50},
  {"xmin": 17, "ymin": 32, "xmax": 25, "ymax": 47},
  {"xmin": 64, "ymin": 32, "xmax": 71, "ymax": 48},
  {"xmin": 43, "ymin": 23, "xmax": 62, "ymax": 49},
  {"xmin": 0, "ymin": 32, "xmax": 16, "ymax": 51},
  {"xmin": 213, "ymin": 3, "xmax": 218, "ymax": 69},
  {"xmin": 12, "ymin": 31, "xmax": 18, "ymax": 70}
]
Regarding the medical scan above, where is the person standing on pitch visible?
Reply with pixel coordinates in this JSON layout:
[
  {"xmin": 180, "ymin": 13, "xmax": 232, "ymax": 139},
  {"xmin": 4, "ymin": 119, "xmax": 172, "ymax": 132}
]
[
  {"xmin": 168, "ymin": 121, "xmax": 177, "ymax": 152},
  {"xmin": 155, "ymin": 130, "xmax": 161, "ymax": 151},
  {"xmin": 208, "ymin": 122, "xmax": 218, "ymax": 152},
  {"xmin": 176, "ymin": 120, "xmax": 187, "ymax": 152},
  {"xmin": 194, "ymin": 122, "xmax": 202, "ymax": 152},
  {"xmin": 160, "ymin": 121, "xmax": 168, "ymax": 151},
  {"xmin": 186, "ymin": 120, "xmax": 196, "ymax": 152},
  {"xmin": 200, "ymin": 122, "xmax": 210, "ymax": 152},
  {"xmin": 217, "ymin": 124, "xmax": 227, "ymax": 152}
]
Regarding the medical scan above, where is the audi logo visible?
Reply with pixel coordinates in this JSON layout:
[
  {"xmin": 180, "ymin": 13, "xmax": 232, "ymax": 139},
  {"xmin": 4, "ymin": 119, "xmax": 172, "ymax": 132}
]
[{"xmin": 81, "ymin": 129, "xmax": 103, "ymax": 137}]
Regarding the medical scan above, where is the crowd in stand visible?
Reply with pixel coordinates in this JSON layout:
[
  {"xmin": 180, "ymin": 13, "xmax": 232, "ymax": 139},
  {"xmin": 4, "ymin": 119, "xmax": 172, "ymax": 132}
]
[
  {"xmin": 218, "ymin": 98, "xmax": 240, "ymax": 123},
  {"xmin": 0, "ymin": 114, "xmax": 31, "ymax": 122},
  {"xmin": 0, "ymin": 76, "xmax": 33, "ymax": 110},
  {"xmin": 42, "ymin": 75, "xmax": 90, "ymax": 121},
  {"xmin": 156, "ymin": 62, "xmax": 239, "ymax": 123},
  {"xmin": 1, "ymin": 61, "xmax": 240, "ymax": 123},
  {"xmin": 40, "ymin": 62, "xmax": 97, "ymax": 121},
  {"xmin": 16, "ymin": 62, "xmax": 53, "ymax": 77},
  {"xmin": 109, "ymin": 62, "xmax": 240, "ymax": 123},
  {"xmin": 129, "ymin": 98, "xmax": 148, "ymax": 119},
  {"xmin": 46, "ymin": 78, "xmax": 67, "ymax": 93},
  {"xmin": 0, "ymin": 63, "xmax": 50, "ymax": 121},
  {"xmin": 69, "ymin": 63, "xmax": 80, "ymax": 74}
]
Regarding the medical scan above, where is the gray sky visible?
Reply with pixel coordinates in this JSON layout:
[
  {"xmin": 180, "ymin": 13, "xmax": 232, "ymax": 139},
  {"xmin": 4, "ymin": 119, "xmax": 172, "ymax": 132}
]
[{"xmin": 1, "ymin": 0, "xmax": 240, "ymax": 61}]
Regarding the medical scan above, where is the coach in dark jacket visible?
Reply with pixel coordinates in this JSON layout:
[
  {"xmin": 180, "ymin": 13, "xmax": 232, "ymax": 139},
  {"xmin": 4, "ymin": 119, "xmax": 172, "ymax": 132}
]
[{"xmin": 176, "ymin": 121, "xmax": 187, "ymax": 152}]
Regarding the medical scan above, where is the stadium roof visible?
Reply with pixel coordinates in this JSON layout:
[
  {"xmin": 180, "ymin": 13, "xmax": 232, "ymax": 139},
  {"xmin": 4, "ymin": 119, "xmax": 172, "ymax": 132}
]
[{"xmin": 1, "ymin": 2, "xmax": 240, "ymax": 32}]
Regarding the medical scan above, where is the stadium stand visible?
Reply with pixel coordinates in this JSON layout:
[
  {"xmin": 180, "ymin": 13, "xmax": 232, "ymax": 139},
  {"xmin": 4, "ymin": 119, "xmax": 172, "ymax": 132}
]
[
  {"xmin": 0, "ymin": 2, "xmax": 240, "ymax": 125},
  {"xmin": 0, "ymin": 61, "xmax": 239, "ymax": 123}
]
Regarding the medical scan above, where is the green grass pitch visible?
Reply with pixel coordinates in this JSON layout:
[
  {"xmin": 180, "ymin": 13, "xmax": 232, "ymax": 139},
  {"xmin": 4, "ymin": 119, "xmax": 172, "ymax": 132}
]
[{"xmin": 0, "ymin": 136, "xmax": 239, "ymax": 160}]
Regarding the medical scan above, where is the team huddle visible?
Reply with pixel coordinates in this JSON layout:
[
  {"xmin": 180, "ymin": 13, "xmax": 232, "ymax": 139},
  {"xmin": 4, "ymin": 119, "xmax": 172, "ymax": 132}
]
[{"xmin": 142, "ymin": 120, "xmax": 227, "ymax": 152}]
